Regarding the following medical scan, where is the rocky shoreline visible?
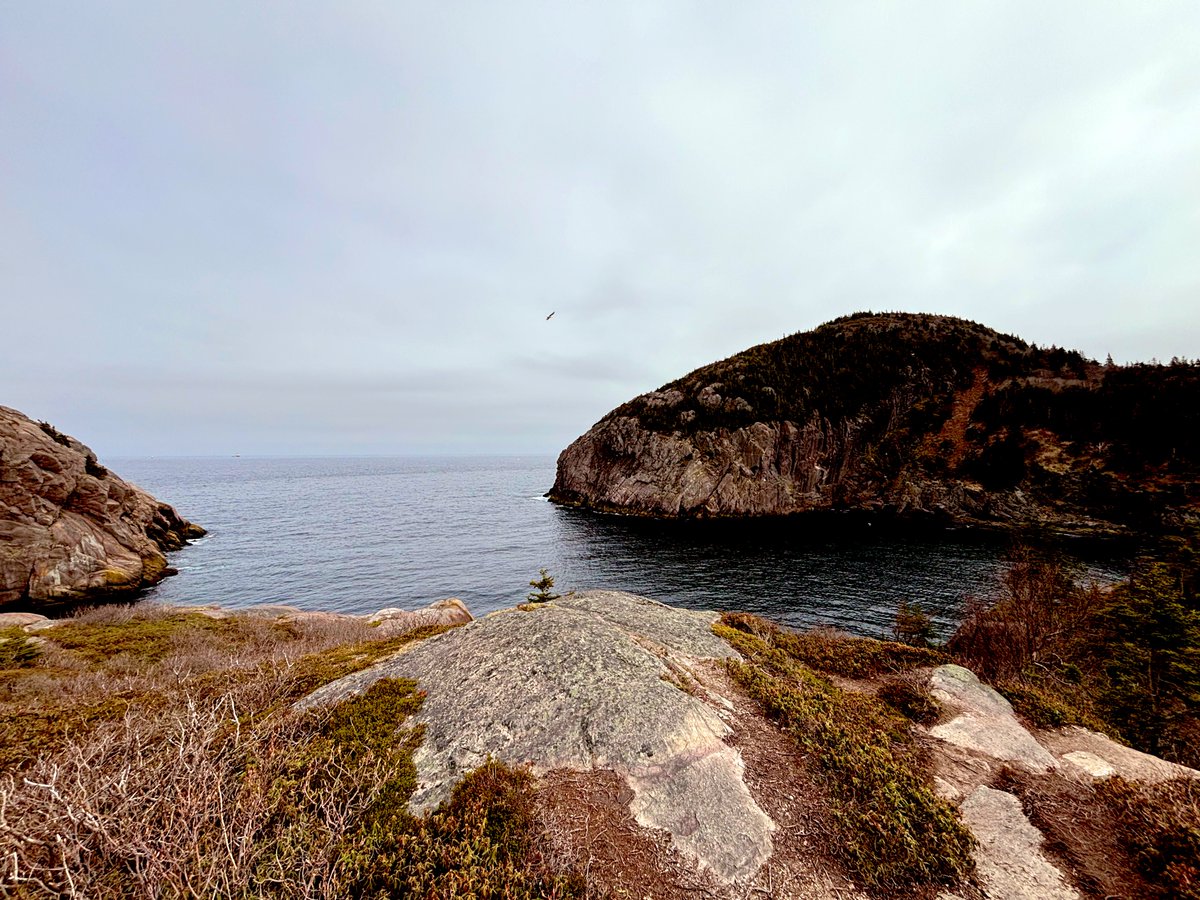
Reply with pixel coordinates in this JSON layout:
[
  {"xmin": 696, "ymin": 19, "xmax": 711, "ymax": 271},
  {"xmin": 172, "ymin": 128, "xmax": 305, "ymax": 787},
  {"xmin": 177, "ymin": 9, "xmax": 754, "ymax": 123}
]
[
  {"xmin": 0, "ymin": 595, "xmax": 473, "ymax": 638},
  {"xmin": 0, "ymin": 405, "xmax": 205, "ymax": 613},
  {"xmin": 550, "ymin": 314, "xmax": 1200, "ymax": 536}
]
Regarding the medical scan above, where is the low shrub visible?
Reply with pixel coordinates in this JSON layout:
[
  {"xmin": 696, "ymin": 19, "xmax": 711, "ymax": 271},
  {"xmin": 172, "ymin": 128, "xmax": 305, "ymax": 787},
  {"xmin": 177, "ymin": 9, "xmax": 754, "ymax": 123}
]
[
  {"xmin": 877, "ymin": 674, "xmax": 941, "ymax": 724},
  {"xmin": 0, "ymin": 627, "xmax": 40, "ymax": 669},
  {"xmin": 892, "ymin": 601, "xmax": 936, "ymax": 648},
  {"xmin": 995, "ymin": 678, "xmax": 1111, "ymax": 734},
  {"xmin": 718, "ymin": 612, "xmax": 945, "ymax": 680},
  {"xmin": 718, "ymin": 623, "xmax": 974, "ymax": 892},
  {"xmin": 46, "ymin": 610, "xmax": 237, "ymax": 664},
  {"xmin": 1099, "ymin": 776, "xmax": 1200, "ymax": 899},
  {"xmin": 341, "ymin": 760, "xmax": 585, "ymax": 898},
  {"xmin": 0, "ymin": 607, "xmax": 584, "ymax": 898}
]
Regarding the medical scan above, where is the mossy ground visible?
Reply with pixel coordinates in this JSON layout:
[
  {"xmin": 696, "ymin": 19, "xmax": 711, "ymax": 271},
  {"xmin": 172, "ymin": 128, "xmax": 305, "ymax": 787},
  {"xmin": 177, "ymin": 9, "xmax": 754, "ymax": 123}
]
[
  {"xmin": 715, "ymin": 613, "xmax": 975, "ymax": 895},
  {"xmin": 995, "ymin": 677, "xmax": 1115, "ymax": 734},
  {"xmin": 0, "ymin": 604, "xmax": 585, "ymax": 898},
  {"xmin": 719, "ymin": 611, "xmax": 945, "ymax": 679}
]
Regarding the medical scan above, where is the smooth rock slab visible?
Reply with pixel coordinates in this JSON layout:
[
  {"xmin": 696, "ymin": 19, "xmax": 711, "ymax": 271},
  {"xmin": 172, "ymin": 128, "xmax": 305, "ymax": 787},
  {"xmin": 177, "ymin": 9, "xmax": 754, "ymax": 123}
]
[
  {"xmin": 930, "ymin": 713, "xmax": 1058, "ymax": 774},
  {"xmin": 1061, "ymin": 751, "xmax": 1116, "ymax": 779},
  {"xmin": 929, "ymin": 664, "xmax": 1014, "ymax": 716},
  {"xmin": 928, "ymin": 665, "xmax": 1058, "ymax": 774},
  {"xmin": 300, "ymin": 590, "xmax": 772, "ymax": 884},
  {"xmin": 1045, "ymin": 726, "xmax": 1200, "ymax": 784},
  {"xmin": 0, "ymin": 612, "xmax": 49, "ymax": 629},
  {"xmin": 959, "ymin": 786, "xmax": 1081, "ymax": 900}
]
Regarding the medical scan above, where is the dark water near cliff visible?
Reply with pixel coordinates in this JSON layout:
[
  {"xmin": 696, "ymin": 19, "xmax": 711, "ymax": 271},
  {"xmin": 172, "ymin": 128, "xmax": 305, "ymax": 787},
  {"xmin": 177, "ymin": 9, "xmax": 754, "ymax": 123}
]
[{"xmin": 112, "ymin": 456, "xmax": 1127, "ymax": 639}]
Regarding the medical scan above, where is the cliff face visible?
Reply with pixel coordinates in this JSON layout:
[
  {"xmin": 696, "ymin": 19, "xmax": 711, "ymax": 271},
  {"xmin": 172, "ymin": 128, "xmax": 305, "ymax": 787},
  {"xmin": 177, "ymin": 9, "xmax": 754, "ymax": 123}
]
[
  {"xmin": 550, "ymin": 313, "xmax": 1200, "ymax": 533},
  {"xmin": 0, "ymin": 405, "xmax": 204, "ymax": 611}
]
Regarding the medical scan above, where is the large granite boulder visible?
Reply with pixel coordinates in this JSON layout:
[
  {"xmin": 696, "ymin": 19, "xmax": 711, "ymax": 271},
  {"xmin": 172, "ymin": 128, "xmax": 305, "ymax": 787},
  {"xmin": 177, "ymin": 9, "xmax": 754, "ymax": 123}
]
[
  {"xmin": 0, "ymin": 406, "xmax": 204, "ymax": 611},
  {"xmin": 299, "ymin": 590, "xmax": 774, "ymax": 885}
]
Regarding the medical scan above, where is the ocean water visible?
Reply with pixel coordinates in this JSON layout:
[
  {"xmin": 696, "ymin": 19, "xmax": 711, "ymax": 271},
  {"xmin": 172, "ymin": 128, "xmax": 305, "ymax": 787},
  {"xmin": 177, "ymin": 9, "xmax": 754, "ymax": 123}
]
[{"xmin": 111, "ymin": 456, "xmax": 1126, "ymax": 639}]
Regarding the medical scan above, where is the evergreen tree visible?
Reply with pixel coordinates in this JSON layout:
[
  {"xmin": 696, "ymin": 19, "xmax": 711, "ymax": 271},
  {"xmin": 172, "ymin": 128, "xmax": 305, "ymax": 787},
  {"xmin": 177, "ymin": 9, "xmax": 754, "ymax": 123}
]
[
  {"xmin": 1100, "ymin": 561, "xmax": 1200, "ymax": 756},
  {"xmin": 526, "ymin": 568, "xmax": 560, "ymax": 604},
  {"xmin": 892, "ymin": 601, "xmax": 935, "ymax": 648}
]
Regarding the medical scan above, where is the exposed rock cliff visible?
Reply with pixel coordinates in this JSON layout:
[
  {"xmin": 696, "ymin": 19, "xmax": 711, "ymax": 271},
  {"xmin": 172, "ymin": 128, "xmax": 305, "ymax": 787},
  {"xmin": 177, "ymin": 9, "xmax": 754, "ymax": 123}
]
[
  {"xmin": 551, "ymin": 313, "xmax": 1200, "ymax": 533},
  {"xmin": 0, "ymin": 406, "xmax": 204, "ymax": 611}
]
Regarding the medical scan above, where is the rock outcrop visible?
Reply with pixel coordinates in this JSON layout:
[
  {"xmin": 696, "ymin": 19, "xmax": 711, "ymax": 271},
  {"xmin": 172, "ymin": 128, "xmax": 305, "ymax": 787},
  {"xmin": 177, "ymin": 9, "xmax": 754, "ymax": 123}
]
[
  {"xmin": 0, "ymin": 406, "xmax": 204, "ymax": 612},
  {"xmin": 299, "ymin": 594, "xmax": 1199, "ymax": 898},
  {"xmin": 300, "ymin": 591, "xmax": 773, "ymax": 885},
  {"xmin": 921, "ymin": 661, "xmax": 1199, "ymax": 900},
  {"xmin": 550, "ymin": 313, "xmax": 1200, "ymax": 534},
  {"xmin": 366, "ymin": 597, "xmax": 473, "ymax": 637},
  {"xmin": 2, "ymin": 597, "xmax": 474, "ymax": 637},
  {"xmin": 928, "ymin": 664, "xmax": 1060, "ymax": 775}
]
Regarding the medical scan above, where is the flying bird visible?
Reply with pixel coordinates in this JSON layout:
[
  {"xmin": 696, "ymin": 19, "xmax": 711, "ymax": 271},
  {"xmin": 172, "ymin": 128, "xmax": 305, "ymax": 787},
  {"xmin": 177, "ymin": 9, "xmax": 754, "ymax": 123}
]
[{"xmin": 545, "ymin": 311, "xmax": 555, "ymax": 320}]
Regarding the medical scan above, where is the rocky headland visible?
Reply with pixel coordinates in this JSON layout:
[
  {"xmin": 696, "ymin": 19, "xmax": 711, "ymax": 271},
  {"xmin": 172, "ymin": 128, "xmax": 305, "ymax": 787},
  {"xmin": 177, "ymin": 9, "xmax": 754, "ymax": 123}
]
[
  {"xmin": 550, "ymin": 313, "xmax": 1200, "ymax": 536},
  {"xmin": 0, "ymin": 405, "xmax": 205, "ymax": 612}
]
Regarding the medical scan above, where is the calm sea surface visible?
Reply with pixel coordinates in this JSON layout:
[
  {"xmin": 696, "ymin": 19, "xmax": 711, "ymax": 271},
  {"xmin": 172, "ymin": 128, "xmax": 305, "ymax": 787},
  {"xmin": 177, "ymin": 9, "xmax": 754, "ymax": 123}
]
[{"xmin": 111, "ymin": 456, "xmax": 1127, "ymax": 639}]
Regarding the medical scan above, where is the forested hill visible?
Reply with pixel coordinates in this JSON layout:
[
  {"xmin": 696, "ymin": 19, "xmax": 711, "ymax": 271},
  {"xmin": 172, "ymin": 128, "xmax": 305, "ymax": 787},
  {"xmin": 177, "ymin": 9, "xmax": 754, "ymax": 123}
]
[{"xmin": 550, "ymin": 312, "xmax": 1200, "ymax": 533}]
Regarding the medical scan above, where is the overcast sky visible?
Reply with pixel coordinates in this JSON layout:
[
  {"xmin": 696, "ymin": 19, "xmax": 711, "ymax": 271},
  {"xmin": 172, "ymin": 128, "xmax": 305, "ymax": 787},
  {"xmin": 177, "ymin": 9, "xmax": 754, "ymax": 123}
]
[{"xmin": 2, "ymin": 3, "xmax": 1198, "ymax": 457}]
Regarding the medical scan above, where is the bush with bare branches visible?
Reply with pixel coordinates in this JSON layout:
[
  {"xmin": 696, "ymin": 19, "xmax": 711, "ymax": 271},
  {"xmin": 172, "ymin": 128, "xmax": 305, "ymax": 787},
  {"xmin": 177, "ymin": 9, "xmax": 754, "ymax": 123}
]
[{"xmin": 0, "ymin": 604, "xmax": 585, "ymax": 897}]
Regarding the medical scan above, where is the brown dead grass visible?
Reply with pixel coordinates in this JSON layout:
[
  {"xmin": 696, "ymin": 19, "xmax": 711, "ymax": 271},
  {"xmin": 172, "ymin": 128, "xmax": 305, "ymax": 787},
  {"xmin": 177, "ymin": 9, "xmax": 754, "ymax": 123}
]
[
  {"xmin": 536, "ymin": 769, "xmax": 724, "ymax": 900},
  {"xmin": 0, "ymin": 602, "xmax": 468, "ymax": 897},
  {"xmin": 996, "ymin": 768, "xmax": 1153, "ymax": 900}
]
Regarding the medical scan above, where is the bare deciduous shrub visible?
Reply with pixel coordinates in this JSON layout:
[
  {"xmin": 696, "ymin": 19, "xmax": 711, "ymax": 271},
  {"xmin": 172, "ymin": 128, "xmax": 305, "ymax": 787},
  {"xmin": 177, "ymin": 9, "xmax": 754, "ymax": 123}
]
[
  {"xmin": 0, "ymin": 606, "xmax": 431, "ymax": 896},
  {"xmin": 947, "ymin": 548, "xmax": 1102, "ymax": 681},
  {"xmin": 1, "ymin": 604, "xmax": 585, "ymax": 897}
]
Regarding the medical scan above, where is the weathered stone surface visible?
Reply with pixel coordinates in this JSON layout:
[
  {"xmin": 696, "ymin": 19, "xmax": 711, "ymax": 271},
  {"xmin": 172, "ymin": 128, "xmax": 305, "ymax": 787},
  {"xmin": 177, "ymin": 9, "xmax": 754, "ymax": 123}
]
[
  {"xmin": 0, "ymin": 406, "xmax": 204, "ymax": 612},
  {"xmin": 1061, "ymin": 751, "xmax": 1116, "ymax": 779},
  {"xmin": 927, "ymin": 665, "xmax": 1058, "ymax": 774},
  {"xmin": 1045, "ymin": 726, "xmax": 1200, "ymax": 784},
  {"xmin": 0, "ymin": 611, "xmax": 49, "ymax": 629},
  {"xmin": 299, "ymin": 590, "xmax": 772, "ymax": 884},
  {"xmin": 368, "ymin": 597, "xmax": 472, "ymax": 636},
  {"xmin": 548, "ymin": 313, "xmax": 1194, "ymax": 535},
  {"xmin": 930, "ymin": 664, "xmax": 1014, "ymax": 716},
  {"xmin": 959, "ymin": 786, "xmax": 1081, "ymax": 900}
]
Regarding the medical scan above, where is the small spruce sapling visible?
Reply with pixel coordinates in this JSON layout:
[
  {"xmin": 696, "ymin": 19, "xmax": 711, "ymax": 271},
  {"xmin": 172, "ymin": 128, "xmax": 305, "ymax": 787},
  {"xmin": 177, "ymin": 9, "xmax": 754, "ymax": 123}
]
[
  {"xmin": 527, "ymin": 568, "xmax": 560, "ymax": 604},
  {"xmin": 892, "ymin": 601, "xmax": 935, "ymax": 648}
]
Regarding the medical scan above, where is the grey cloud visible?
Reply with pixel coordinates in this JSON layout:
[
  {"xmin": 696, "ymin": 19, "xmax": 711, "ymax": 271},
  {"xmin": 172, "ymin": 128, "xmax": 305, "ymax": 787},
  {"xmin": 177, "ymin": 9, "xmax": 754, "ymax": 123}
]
[{"xmin": 1, "ymin": 2, "xmax": 1198, "ymax": 455}]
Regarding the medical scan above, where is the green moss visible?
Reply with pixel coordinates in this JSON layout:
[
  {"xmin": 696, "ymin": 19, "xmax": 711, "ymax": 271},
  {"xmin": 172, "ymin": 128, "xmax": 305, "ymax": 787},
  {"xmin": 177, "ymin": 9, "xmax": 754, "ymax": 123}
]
[
  {"xmin": 280, "ymin": 624, "xmax": 457, "ymax": 702},
  {"xmin": 0, "ymin": 627, "xmax": 41, "ymax": 669},
  {"xmin": 47, "ymin": 613, "xmax": 237, "ymax": 664},
  {"xmin": 997, "ymin": 678, "xmax": 1115, "ymax": 734},
  {"xmin": 339, "ymin": 759, "xmax": 585, "ymax": 899},
  {"xmin": 322, "ymin": 677, "xmax": 425, "ymax": 753},
  {"xmin": 717, "ymin": 612, "xmax": 946, "ymax": 679},
  {"xmin": 720, "ymin": 624, "xmax": 975, "ymax": 891},
  {"xmin": 102, "ymin": 567, "xmax": 137, "ymax": 587},
  {"xmin": 247, "ymin": 679, "xmax": 584, "ymax": 897}
]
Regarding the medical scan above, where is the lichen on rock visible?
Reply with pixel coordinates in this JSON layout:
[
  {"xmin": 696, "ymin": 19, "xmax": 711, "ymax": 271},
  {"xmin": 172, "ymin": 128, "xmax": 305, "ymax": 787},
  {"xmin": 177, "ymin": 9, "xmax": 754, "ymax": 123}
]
[{"xmin": 299, "ymin": 590, "xmax": 774, "ymax": 884}]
